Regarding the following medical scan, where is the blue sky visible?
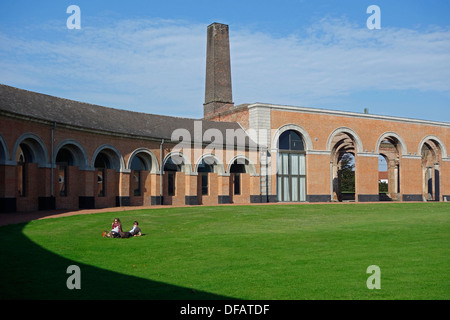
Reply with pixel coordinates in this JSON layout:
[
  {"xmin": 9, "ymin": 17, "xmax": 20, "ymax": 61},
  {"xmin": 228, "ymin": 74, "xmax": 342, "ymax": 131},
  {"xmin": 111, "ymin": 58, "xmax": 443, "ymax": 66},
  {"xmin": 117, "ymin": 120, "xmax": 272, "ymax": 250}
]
[{"xmin": 1, "ymin": 0, "xmax": 449, "ymax": 121}]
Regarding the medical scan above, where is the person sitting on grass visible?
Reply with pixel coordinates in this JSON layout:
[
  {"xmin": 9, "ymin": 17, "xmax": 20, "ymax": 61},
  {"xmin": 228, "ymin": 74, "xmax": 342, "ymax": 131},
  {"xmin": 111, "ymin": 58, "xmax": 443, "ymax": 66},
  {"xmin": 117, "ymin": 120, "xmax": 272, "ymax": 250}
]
[
  {"xmin": 129, "ymin": 221, "xmax": 142, "ymax": 237},
  {"xmin": 111, "ymin": 218, "xmax": 122, "ymax": 238}
]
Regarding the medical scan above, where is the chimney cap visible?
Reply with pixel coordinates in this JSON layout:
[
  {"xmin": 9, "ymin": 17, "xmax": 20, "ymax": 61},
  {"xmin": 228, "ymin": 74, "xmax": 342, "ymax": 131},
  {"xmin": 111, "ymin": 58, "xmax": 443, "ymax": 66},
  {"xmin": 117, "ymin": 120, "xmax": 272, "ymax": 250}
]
[{"xmin": 208, "ymin": 22, "xmax": 229, "ymax": 27}]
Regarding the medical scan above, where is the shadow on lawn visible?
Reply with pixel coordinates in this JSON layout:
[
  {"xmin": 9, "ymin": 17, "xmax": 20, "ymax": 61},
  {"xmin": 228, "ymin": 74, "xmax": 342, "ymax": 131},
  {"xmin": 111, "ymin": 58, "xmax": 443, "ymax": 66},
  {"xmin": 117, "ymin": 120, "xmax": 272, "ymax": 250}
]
[{"xmin": 0, "ymin": 221, "xmax": 233, "ymax": 300}]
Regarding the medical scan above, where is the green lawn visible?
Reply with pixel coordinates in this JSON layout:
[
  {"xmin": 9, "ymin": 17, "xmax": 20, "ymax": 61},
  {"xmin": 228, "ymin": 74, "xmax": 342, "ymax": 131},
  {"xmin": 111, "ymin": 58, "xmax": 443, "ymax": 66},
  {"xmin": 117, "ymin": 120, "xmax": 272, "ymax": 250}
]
[{"xmin": 0, "ymin": 203, "xmax": 449, "ymax": 300}]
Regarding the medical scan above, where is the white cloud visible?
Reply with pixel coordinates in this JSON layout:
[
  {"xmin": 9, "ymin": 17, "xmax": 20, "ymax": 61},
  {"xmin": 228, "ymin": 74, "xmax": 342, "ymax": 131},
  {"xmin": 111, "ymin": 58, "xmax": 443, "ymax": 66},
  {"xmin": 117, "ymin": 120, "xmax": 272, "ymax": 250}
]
[
  {"xmin": 0, "ymin": 19, "xmax": 207, "ymax": 117},
  {"xmin": 231, "ymin": 18, "xmax": 450, "ymax": 107},
  {"xmin": 0, "ymin": 17, "xmax": 449, "ymax": 118}
]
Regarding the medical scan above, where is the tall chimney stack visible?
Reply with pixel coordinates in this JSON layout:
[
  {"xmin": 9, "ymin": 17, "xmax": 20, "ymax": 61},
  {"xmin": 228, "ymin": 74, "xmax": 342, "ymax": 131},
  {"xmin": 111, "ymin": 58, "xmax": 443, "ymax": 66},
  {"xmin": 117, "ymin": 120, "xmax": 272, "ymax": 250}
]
[{"xmin": 203, "ymin": 23, "xmax": 234, "ymax": 118}]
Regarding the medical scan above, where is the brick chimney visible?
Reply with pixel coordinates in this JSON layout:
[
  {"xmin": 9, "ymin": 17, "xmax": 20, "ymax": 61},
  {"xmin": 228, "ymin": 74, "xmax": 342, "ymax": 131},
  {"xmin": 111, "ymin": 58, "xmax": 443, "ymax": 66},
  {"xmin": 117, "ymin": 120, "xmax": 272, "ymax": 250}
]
[{"xmin": 203, "ymin": 23, "xmax": 234, "ymax": 118}]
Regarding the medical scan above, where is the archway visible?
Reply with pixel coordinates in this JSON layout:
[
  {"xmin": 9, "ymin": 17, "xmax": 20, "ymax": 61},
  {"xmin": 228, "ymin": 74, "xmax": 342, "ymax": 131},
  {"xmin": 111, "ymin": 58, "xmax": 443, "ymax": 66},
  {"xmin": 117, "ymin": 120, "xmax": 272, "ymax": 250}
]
[
  {"xmin": 13, "ymin": 133, "xmax": 49, "ymax": 167},
  {"xmin": 15, "ymin": 143, "xmax": 32, "ymax": 197},
  {"xmin": 421, "ymin": 139, "xmax": 442, "ymax": 201},
  {"xmin": 130, "ymin": 155, "xmax": 146, "ymax": 197},
  {"xmin": 228, "ymin": 156, "xmax": 256, "ymax": 203},
  {"xmin": 92, "ymin": 146, "xmax": 122, "ymax": 199},
  {"xmin": 195, "ymin": 154, "xmax": 223, "ymax": 204},
  {"xmin": 378, "ymin": 154, "xmax": 389, "ymax": 199},
  {"xmin": 377, "ymin": 137, "xmax": 401, "ymax": 201},
  {"xmin": 14, "ymin": 134, "xmax": 49, "ymax": 198},
  {"xmin": 329, "ymin": 131, "xmax": 357, "ymax": 202},
  {"xmin": 197, "ymin": 157, "xmax": 215, "ymax": 198},
  {"xmin": 55, "ymin": 141, "xmax": 89, "ymax": 198},
  {"xmin": 162, "ymin": 153, "xmax": 190, "ymax": 202},
  {"xmin": 127, "ymin": 149, "xmax": 156, "ymax": 199}
]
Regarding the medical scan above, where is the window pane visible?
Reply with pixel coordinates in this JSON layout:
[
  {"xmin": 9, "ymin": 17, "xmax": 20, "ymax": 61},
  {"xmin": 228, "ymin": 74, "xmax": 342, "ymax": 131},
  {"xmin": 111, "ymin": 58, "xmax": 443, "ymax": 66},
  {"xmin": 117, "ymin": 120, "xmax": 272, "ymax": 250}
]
[
  {"xmin": 277, "ymin": 176, "xmax": 282, "ymax": 201},
  {"xmin": 279, "ymin": 130, "xmax": 304, "ymax": 151},
  {"xmin": 291, "ymin": 176, "xmax": 298, "ymax": 201},
  {"xmin": 291, "ymin": 154, "xmax": 299, "ymax": 175},
  {"xmin": 299, "ymin": 154, "xmax": 306, "ymax": 175},
  {"xmin": 290, "ymin": 131, "xmax": 304, "ymax": 151},
  {"xmin": 277, "ymin": 153, "xmax": 282, "ymax": 174},
  {"xmin": 282, "ymin": 153, "xmax": 289, "ymax": 175},
  {"xmin": 300, "ymin": 176, "xmax": 306, "ymax": 202},
  {"xmin": 279, "ymin": 131, "xmax": 290, "ymax": 150},
  {"xmin": 283, "ymin": 177, "xmax": 290, "ymax": 201}
]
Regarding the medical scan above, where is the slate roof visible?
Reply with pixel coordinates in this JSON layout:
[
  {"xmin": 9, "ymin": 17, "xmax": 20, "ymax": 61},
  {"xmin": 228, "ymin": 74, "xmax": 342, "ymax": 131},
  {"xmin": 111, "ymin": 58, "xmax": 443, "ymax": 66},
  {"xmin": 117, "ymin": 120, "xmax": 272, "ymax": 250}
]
[{"xmin": 0, "ymin": 84, "xmax": 252, "ymax": 146}]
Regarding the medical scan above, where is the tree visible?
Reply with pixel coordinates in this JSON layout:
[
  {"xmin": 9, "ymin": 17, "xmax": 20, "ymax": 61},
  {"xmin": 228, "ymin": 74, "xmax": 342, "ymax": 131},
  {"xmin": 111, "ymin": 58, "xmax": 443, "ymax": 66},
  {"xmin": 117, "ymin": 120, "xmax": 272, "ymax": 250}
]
[
  {"xmin": 379, "ymin": 181, "xmax": 388, "ymax": 193},
  {"xmin": 340, "ymin": 153, "xmax": 355, "ymax": 193}
]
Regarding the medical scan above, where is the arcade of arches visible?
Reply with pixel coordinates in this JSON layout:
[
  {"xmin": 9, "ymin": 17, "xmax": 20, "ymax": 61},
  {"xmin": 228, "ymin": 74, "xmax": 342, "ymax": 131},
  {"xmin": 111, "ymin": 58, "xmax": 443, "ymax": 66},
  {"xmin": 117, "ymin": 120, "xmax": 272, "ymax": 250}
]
[{"xmin": 1, "ymin": 97, "xmax": 449, "ymax": 213}]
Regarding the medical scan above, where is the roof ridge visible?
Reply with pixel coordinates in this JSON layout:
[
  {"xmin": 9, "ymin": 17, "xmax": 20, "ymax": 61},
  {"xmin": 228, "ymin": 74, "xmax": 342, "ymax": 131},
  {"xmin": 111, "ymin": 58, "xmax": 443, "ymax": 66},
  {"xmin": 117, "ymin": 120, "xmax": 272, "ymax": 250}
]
[{"xmin": 0, "ymin": 83, "xmax": 237, "ymax": 125}]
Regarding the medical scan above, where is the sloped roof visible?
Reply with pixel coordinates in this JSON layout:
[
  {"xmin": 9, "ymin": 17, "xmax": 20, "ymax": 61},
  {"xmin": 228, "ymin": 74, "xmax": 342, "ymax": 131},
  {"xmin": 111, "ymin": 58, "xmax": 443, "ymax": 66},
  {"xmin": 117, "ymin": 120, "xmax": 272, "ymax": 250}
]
[{"xmin": 0, "ymin": 84, "xmax": 251, "ymax": 146}]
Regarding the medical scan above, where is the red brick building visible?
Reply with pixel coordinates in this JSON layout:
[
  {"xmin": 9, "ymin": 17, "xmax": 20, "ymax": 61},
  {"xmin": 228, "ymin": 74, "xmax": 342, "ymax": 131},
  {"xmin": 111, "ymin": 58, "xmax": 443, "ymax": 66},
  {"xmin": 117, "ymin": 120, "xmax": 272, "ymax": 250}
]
[{"xmin": 1, "ymin": 23, "xmax": 449, "ymax": 213}]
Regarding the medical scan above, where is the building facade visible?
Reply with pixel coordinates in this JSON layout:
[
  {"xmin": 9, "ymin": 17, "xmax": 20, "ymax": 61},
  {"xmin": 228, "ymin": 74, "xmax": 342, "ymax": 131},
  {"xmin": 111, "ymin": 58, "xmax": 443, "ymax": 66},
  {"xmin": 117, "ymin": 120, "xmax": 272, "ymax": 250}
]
[{"xmin": 1, "ymin": 23, "xmax": 449, "ymax": 213}]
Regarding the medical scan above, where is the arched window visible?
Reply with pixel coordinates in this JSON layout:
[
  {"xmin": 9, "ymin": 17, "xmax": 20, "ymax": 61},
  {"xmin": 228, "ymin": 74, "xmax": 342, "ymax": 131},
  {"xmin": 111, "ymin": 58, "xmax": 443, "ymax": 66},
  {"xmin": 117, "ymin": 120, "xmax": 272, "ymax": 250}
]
[
  {"xmin": 277, "ymin": 130, "xmax": 306, "ymax": 202},
  {"xmin": 279, "ymin": 130, "xmax": 305, "ymax": 151}
]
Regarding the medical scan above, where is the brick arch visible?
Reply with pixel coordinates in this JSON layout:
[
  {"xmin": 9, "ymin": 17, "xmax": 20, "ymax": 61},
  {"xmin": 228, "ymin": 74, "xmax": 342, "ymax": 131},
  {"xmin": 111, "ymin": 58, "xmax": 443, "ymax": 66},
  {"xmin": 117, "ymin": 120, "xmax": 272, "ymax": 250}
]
[
  {"xmin": 12, "ymin": 132, "xmax": 50, "ymax": 167},
  {"xmin": 54, "ymin": 139, "xmax": 89, "ymax": 170},
  {"xmin": 91, "ymin": 144, "xmax": 125, "ymax": 172},
  {"xmin": 419, "ymin": 135, "xmax": 446, "ymax": 202},
  {"xmin": 162, "ymin": 151, "xmax": 192, "ymax": 174},
  {"xmin": 327, "ymin": 127, "xmax": 362, "ymax": 202},
  {"xmin": 227, "ymin": 155, "xmax": 257, "ymax": 176},
  {"xmin": 127, "ymin": 148, "xmax": 159, "ymax": 174},
  {"xmin": 271, "ymin": 124, "xmax": 314, "ymax": 151},
  {"xmin": 194, "ymin": 153, "xmax": 225, "ymax": 175},
  {"xmin": 375, "ymin": 132, "xmax": 408, "ymax": 156},
  {"xmin": 418, "ymin": 135, "xmax": 448, "ymax": 160},
  {"xmin": 326, "ymin": 127, "xmax": 363, "ymax": 154}
]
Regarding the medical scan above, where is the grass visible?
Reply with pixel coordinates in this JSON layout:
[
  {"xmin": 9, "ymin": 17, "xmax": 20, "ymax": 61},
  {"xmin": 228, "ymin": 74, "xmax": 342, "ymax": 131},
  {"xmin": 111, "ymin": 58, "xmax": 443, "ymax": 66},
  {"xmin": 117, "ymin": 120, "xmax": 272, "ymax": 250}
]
[{"xmin": 0, "ymin": 202, "xmax": 449, "ymax": 300}]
